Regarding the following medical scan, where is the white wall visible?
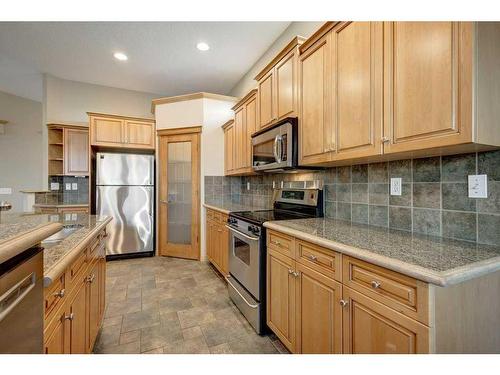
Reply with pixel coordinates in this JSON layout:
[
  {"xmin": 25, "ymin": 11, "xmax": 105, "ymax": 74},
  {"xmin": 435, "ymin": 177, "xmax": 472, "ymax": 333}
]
[
  {"xmin": 0, "ymin": 91, "xmax": 43, "ymax": 212},
  {"xmin": 229, "ymin": 21, "xmax": 323, "ymax": 97},
  {"xmin": 154, "ymin": 98, "xmax": 204, "ymax": 130}
]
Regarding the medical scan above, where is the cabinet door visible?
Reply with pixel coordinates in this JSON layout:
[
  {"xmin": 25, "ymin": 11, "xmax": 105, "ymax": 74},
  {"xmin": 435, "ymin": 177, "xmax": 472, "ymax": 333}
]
[
  {"xmin": 90, "ymin": 117, "xmax": 124, "ymax": 146},
  {"xmin": 87, "ymin": 262, "xmax": 100, "ymax": 352},
  {"xmin": 342, "ymin": 287, "xmax": 429, "ymax": 354},
  {"xmin": 234, "ymin": 107, "xmax": 246, "ymax": 171},
  {"xmin": 68, "ymin": 280, "xmax": 88, "ymax": 354},
  {"xmin": 333, "ymin": 22, "xmax": 383, "ymax": 160},
  {"xmin": 126, "ymin": 120, "xmax": 155, "ymax": 149},
  {"xmin": 257, "ymin": 70, "xmax": 275, "ymax": 130},
  {"xmin": 44, "ymin": 309, "xmax": 67, "ymax": 354},
  {"xmin": 267, "ymin": 249, "xmax": 296, "ymax": 352},
  {"xmin": 224, "ymin": 125, "xmax": 234, "ymax": 174},
  {"xmin": 383, "ymin": 22, "xmax": 473, "ymax": 153},
  {"xmin": 219, "ymin": 221, "xmax": 229, "ymax": 276},
  {"xmin": 245, "ymin": 96, "xmax": 257, "ymax": 168},
  {"xmin": 206, "ymin": 218, "xmax": 213, "ymax": 261},
  {"xmin": 275, "ymin": 49, "xmax": 298, "ymax": 121},
  {"xmin": 295, "ymin": 262, "xmax": 342, "ymax": 354},
  {"xmin": 98, "ymin": 253, "xmax": 106, "ymax": 322},
  {"xmin": 299, "ymin": 32, "xmax": 334, "ymax": 165},
  {"xmin": 64, "ymin": 128, "xmax": 89, "ymax": 176}
]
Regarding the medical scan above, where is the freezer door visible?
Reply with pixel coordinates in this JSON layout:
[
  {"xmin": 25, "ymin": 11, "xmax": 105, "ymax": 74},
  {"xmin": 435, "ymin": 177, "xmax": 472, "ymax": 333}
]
[
  {"xmin": 96, "ymin": 153, "xmax": 154, "ymax": 186},
  {"xmin": 96, "ymin": 186, "xmax": 154, "ymax": 255}
]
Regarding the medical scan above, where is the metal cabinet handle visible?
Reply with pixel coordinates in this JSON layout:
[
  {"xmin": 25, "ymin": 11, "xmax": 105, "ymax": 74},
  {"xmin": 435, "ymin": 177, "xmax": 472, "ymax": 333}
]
[
  {"xmin": 293, "ymin": 271, "xmax": 300, "ymax": 277},
  {"xmin": 371, "ymin": 280, "xmax": 381, "ymax": 289},
  {"xmin": 63, "ymin": 313, "xmax": 74, "ymax": 321},
  {"xmin": 271, "ymin": 240, "xmax": 282, "ymax": 247},
  {"xmin": 340, "ymin": 299, "xmax": 349, "ymax": 307},
  {"xmin": 308, "ymin": 254, "xmax": 317, "ymax": 261},
  {"xmin": 288, "ymin": 269, "xmax": 294, "ymax": 274},
  {"xmin": 53, "ymin": 289, "xmax": 65, "ymax": 298},
  {"xmin": 381, "ymin": 136, "xmax": 390, "ymax": 143}
]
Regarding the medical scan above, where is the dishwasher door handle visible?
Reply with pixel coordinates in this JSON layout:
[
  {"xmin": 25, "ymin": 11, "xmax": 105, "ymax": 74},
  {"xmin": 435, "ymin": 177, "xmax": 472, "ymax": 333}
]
[{"xmin": 0, "ymin": 272, "xmax": 36, "ymax": 323}]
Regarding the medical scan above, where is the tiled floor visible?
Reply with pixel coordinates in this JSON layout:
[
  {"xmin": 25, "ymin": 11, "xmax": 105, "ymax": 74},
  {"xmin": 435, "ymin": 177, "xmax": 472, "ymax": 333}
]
[{"xmin": 93, "ymin": 256, "xmax": 288, "ymax": 354}]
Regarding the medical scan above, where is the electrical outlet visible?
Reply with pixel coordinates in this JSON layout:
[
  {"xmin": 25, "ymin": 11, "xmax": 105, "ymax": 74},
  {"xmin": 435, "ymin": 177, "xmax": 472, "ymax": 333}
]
[
  {"xmin": 390, "ymin": 178, "xmax": 402, "ymax": 196},
  {"xmin": 65, "ymin": 213, "xmax": 71, "ymax": 221},
  {"xmin": 71, "ymin": 183, "xmax": 78, "ymax": 190},
  {"xmin": 65, "ymin": 183, "xmax": 72, "ymax": 191},
  {"xmin": 0, "ymin": 187, "xmax": 12, "ymax": 195},
  {"xmin": 50, "ymin": 182, "xmax": 59, "ymax": 191},
  {"xmin": 272, "ymin": 181, "xmax": 275, "ymax": 189},
  {"xmin": 247, "ymin": 182, "xmax": 251, "ymax": 191},
  {"xmin": 468, "ymin": 174, "xmax": 488, "ymax": 198},
  {"xmin": 71, "ymin": 213, "xmax": 77, "ymax": 220}
]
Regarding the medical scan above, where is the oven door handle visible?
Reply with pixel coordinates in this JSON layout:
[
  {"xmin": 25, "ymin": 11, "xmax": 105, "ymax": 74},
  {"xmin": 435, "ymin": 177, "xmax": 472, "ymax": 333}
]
[
  {"xmin": 225, "ymin": 225, "xmax": 260, "ymax": 241},
  {"xmin": 226, "ymin": 276, "xmax": 259, "ymax": 308}
]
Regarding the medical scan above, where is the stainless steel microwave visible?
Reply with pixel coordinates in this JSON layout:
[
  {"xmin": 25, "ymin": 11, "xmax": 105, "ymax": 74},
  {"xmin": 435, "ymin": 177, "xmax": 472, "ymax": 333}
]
[{"xmin": 251, "ymin": 117, "xmax": 298, "ymax": 172}]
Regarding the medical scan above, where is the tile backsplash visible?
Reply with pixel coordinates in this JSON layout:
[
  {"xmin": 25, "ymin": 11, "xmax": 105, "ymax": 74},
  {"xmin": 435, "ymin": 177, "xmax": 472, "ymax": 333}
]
[
  {"xmin": 205, "ymin": 150, "xmax": 500, "ymax": 246},
  {"xmin": 35, "ymin": 176, "xmax": 89, "ymax": 205}
]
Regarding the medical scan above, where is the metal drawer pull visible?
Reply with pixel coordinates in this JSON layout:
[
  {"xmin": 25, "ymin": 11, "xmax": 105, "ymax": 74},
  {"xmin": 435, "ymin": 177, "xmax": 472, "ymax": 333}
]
[
  {"xmin": 53, "ymin": 289, "xmax": 65, "ymax": 298},
  {"xmin": 340, "ymin": 299, "xmax": 349, "ymax": 307},
  {"xmin": 86, "ymin": 274, "xmax": 96, "ymax": 283},
  {"xmin": 308, "ymin": 254, "xmax": 317, "ymax": 261},
  {"xmin": 63, "ymin": 313, "xmax": 74, "ymax": 321},
  {"xmin": 271, "ymin": 240, "xmax": 283, "ymax": 247},
  {"xmin": 371, "ymin": 280, "xmax": 381, "ymax": 289}
]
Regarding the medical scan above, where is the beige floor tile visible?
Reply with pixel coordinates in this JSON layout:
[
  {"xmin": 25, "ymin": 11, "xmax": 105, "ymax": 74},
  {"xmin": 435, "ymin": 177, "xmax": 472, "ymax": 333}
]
[
  {"xmin": 182, "ymin": 326, "xmax": 203, "ymax": 340},
  {"xmin": 122, "ymin": 309, "xmax": 160, "ymax": 333},
  {"xmin": 120, "ymin": 330, "xmax": 141, "ymax": 345},
  {"xmin": 209, "ymin": 343, "xmax": 233, "ymax": 354}
]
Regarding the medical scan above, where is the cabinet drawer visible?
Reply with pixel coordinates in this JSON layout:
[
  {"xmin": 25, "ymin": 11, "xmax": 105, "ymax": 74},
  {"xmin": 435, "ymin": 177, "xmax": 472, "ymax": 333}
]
[
  {"xmin": 296, "ymin": 240, "xmax": 341, "ymax": 282},
  {"xmin": 67, "ymin": 249, "xmax": 88, "ymax": 291},
  {"xmin": 343, "ymin": 256, "xmax": 429, "ymax": 325},
  {"xmin": 267, "ymin": 230, "xmax": 294, "ymax": 258},
  {"xmin": 44, "ymin": 274, "xmax": 66, "ymax": 318}
]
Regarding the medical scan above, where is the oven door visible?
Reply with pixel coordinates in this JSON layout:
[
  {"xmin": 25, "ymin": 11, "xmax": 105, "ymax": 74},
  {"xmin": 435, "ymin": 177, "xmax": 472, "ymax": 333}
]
[
  {"xmin": 252, "ymin": 121, "xmax": 293, "ymax": 171},
  {"xmin": 227, "ymin": 225, "xmax": 261, "ymax": 300}
]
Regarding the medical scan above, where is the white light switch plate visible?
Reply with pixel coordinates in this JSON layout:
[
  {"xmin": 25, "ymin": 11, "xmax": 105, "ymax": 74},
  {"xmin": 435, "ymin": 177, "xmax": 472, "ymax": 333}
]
[
  {"xmin": 247, "ymin": 182, "xmax": 251, "ymax": 191},
  {"xmin": 468, "ymin": 175, "xmax": 488, "ymax": 198},
  {"xmin": 65, "ymin": 183, "xmax": 72, "ymax": 191},
  {"xmin": 71, "ymin": 183, "xmax": 78, "ymax": 190},
  {"xmin": 50, "ymin": 182, "xmax": 60, "ymax": 190},
  {"xmin": 0, "ymin": 187, "xmax": 12, "ymax": 195},
  {"xmin": 390, "ymin": 178, "xmax": 402, "ymax": 196}
]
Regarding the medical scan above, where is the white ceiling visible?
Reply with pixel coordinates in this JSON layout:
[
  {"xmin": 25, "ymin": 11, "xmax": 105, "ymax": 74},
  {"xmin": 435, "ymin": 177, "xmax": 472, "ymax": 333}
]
[{"xmin": 0, "ymin": 22, "xmax": 291, "ymax": 102}]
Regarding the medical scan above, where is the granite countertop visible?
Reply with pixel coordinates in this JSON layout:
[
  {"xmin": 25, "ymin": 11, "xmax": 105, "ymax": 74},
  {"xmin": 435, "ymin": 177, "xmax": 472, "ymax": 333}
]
[
  {"xmin": 43, "ymin": 214, "xmax": 111, "ymax": 286},
  {"xmin": 203, "ymin": 201, "xmax": 268, "ymax": 214},
  {"xmin": 264, "ymin": 218, "xmax": 500, "ymax": 287},
  {"xmin": 0, "ymin": 213, "xmax": 63, "ymax": 264}
]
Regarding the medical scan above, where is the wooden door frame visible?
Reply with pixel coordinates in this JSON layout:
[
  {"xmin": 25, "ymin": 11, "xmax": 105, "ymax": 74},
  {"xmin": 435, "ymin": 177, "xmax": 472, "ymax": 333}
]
[{"xmin": 157, "ymin": 126, "xmax": 202, "ymax": 260}]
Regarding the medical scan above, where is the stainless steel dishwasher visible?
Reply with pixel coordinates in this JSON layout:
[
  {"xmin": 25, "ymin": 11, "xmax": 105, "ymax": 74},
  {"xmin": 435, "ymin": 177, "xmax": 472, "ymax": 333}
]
[{"xmin": 0, "ymin": 246, "xmax": 44, "ymax": 354}]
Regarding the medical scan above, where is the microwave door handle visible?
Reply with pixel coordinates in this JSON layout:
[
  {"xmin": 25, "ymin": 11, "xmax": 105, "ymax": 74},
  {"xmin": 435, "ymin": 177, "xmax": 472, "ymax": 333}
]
[{"xmin": 273, "ymin": 135, "xmax": 282, "ymax": 163}]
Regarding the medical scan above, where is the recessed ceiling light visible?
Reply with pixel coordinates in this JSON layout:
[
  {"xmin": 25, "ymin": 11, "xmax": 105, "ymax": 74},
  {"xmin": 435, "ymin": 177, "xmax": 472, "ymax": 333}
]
[
  {"xmin": 196, "ymin": 42, "xmax": 210, "ymax": 51},
  {"xmin": 113, "ymin": 52, "xmax": 128, "ymax": 61}
]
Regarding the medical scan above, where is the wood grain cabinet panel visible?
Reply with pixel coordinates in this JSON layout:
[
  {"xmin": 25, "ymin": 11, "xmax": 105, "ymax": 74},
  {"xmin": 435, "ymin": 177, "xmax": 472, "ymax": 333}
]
[
  {"xmin": 245, "ymin": 95, "xmax": 257, "ymax": 168},
  {"xmin": 383, "ymin": 22, "xmax": 473, "ymax": 153},
  {"xmin": 333, "ymin": 22, "xmax": 383, "ymax": 160},
  {"xmin": 342, "ymin": 287, "xmax": 429, "ymax": 354},
  {"xmin": 87, "ymin": 261, "xmax": 100, "ymax": 352},
  {"xmin": 257, "ymin": 71, "xmax": 275, "ymax": 129},
  {"xmin": 126, "ymin": 120, "xmax": 155, "ymax": 149},
  {"xmin": 44, "ymin": 308, "xmax": 68, "ymax": 354},
  {"xmin": 64, "ymin": 128, "xmax": 89, "ymax": 175},
  {"xmin": 67, "ymin": 278, "xmax": 88, "ymax": 354},
  {"xmin": 234, "ymin": 106, "xmax": 246, "ymax": 171},
  {"xmin": 267, "ymin": 248, "xmax": 296, "ymax": 352},
  {"xmin": 91, "ymin": 117, "xmax": 124, "ymax": 145},
  {"xmin": 295, "ymin": 262, "xmax": 342, "ymax": 354},
  {"xmin": 222, "ymin": 120, "xmax": 235, "ymax": 175},
  {"xmin": 275, "ymin": 50, "xmax": 297, "ymax": 121},
  {"xmin": 205, "ymin": 209, "xmax": 229, "ymax": 276},
  {"xmin": 299, "ymin": 31, "xmax": 334, "ymax": 165}
]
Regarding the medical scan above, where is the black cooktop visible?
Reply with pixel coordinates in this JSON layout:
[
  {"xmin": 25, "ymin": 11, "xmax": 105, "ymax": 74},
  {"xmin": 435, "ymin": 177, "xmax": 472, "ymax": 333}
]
[{"xmin": 230, "ymin": 209, "xmax": 318, "ymax": 226}]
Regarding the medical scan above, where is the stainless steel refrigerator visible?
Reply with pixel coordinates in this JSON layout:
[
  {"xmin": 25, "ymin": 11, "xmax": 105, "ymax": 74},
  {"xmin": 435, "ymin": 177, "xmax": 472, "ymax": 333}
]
[{"xmin": 96, "ymin": 152, "xmax": 154, "ymax": 257}]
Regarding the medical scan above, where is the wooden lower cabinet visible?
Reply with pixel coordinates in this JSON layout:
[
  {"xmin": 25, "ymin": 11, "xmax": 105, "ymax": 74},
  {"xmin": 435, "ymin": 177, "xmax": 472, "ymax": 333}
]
[
  {"xmin": 267, "ymin": 249, "xmax": 296, "ymax": 352},
  {"xmin": 266, "ymin": 229, "xmax": 430, "ymax": 354},
  {"xmin": 205, "ymin": 208, "xmax": 229, "ymax": 276},
  {"xmin": 43, "ymin": 228, "xmax": 107, "ymax": 354},
  {"xmin": 342, "ymin": 287, "xmax": 429, "ymax": 354},
  {"xmin": 295, "ymin": 262, "xmax": 342, "ymax": 354}
]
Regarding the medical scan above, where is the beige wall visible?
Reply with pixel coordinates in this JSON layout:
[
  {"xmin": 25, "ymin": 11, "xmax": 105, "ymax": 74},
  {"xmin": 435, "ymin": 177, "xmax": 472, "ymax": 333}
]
[
  {"xmin": 229, "ymin": 21, "xmax": 323, "ymax": 97},
  {"xmin": 0, "ymin": 91, "xmax": 43, "ymax": 212}
]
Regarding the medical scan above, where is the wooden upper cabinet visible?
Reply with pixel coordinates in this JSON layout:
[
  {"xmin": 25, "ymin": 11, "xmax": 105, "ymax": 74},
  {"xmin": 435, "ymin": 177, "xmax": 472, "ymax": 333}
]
[
  {"xmin": 383, "ymin": 22, "xmax": 473, "ymax": 154},
  {"xmin": 245, "ymin": 95, "xmax": 257, "ymax": 168},
  {"xmin": 342, "ymin": 287, "xmax": 429, "ymax": 354},
  {"xmin": 255, "ymin": 36, "xmax": 304, "ymax": 130},
  {"xmin": 126, "ymin": 120, "xmax": 155, "ymax": 148},
  {"xmin": 234, "ymin": 106, "xmax": 246, "ymax": 170},
  {"xmin": 89, "ymin": 113, "xmax": 155, "ymax": 150},
  {"xmin": 299, "ymin": 30, "xmax": 334, "ymax": 165},
  {"xmin": 333, "ymin": 22, "xmax": 383, "ymax": 160},
  {"xmin": 64, "ymin": 128, "xmax": 89, "ymax": 176},
  {"xmin": 222, "ymin": 119, "xmax": 235, "ymax": 175}
]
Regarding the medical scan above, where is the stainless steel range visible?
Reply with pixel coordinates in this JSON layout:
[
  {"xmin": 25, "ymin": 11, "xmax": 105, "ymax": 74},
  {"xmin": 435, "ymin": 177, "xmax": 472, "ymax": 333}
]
[{"xmin": 225, "ymin": 181, "xmax": 323, "ymax": 334}]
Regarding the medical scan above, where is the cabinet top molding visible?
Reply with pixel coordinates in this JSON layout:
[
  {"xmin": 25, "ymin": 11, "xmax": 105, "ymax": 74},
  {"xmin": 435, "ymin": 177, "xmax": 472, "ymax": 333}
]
[
  {"xmin": 87, "ymin": 112, "xmax": 155, "ymax": 123},
  {"xmin": 47, "ymin": 122, "xmax": 88, "ymax": 129},
  {"xmin": 254, "ymin": 36, "xmax": 307, "ymax": 81},
  {"xmin": 299, "ymin": 21, "xmax": 342, "ymax": 53},
  {"xmin": 221, "ymin": 119, "xmax": 234, "ymax": 130},
  {"xmin": 151, "ymin": 92, "xmax": 238, "ymax": 113},
  {"xmin": 231, "ymin": 89, "xmax": 257, "ymax": 111}
]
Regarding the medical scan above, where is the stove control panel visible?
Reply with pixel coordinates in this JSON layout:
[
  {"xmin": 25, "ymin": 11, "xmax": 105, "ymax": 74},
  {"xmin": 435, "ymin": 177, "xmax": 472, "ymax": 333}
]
[
  {"xmin": 247, "ymin": 225, "xmax": 261, "ymax": 236},
  {"xmin": 227, "ymin": 217, "xmax": 237, "ymax": 226}
]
